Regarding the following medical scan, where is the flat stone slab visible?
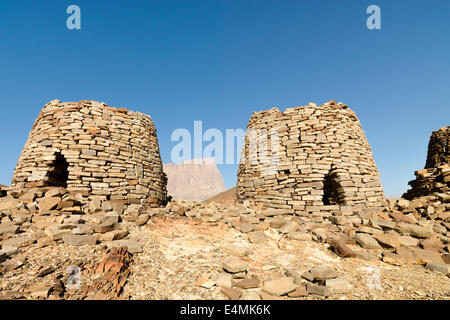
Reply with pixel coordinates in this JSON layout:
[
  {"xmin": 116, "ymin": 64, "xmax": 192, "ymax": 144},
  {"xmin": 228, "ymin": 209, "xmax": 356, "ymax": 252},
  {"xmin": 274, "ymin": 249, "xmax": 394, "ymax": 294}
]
[
  {"xmin": 382, "ymin": 252, "xmax": 405, "ymax": 266},
  {"xmin": 45, "ymin": 225, "xmax": 71, "ymax": 240},
  {"xmin": 261, "ymin": 209, "xmax": 291, "ymax": 217},
  {"xmin": 426, "ymin": 262, "xmax": 450, "ymax": 275},
  {"xmin": 116, "ymin": 240, "xmax": 143, "ymax": 254},
  {"xmin": 325, "ymin": 278, "xmax": 350, "ymax": 294},
  {"xmin": 396, "ymin": 222, "xmax": 434, "ymax": 238},
  {"xmin": 72, "ymin": 224, "xmax": 94, "ymax": 235},
  {"xmin": 0, "ymin": 224, "xmax": 19, "ymax": 236},
  {"xmin": 309, "ymin": 266, "xmax": 338, "ymax": 281},
  {"xmin": 396, "ymin": 246, "xmax": 420, "ymax": 264},
  {"xmin": 94, "ymin": 221, "xmax": 115, "ymax": 233},
  {"xmin": 135, "ymin": 214, "xmax": 150, "ymax": 226},
  {"xmin": 262, "ymin": 277, "xmax": 296, "ymax": 296},
  {"xmin": 0, "ymin": 198, "xmax": 19, "ymax": 211},
  {"xmin": 248, "ymin": 231, "xmax": 268, "ymax": 244},
  {"xmin": 288, "ymin": 232, "xmax": 312, "ymax": 241},
  {"xmin": 236, "ymin": 223, "xmax": 253, "ymax": 233},
  {"xmin": 411, "ymin": 248, "xmax": 444, "ymax": 265},
  {"xmin": 241, "ymin": 292, "xmax": 261, "ymax": 300},
  {"xmin": 377, "ymin": 220, "xmax": 396, "ymax": 230},
  {"xmin": 234, "ymin": 277, "xmax": 260, "ymax": 289},
  {"xmin": 215, "ymin": 273, "xmax": 233, "ymax": 288},
  {"xmin": 280, "ymin": 222, "xmax": 298, "ymax": 234},
  {"xmin": 221, "ymin": 288, "xmax": 242, "ymax": 300},
  {"xmin": 38, "ymin": 196, "xmax": 61, "ymax": 213},
  {"xmin": 288, "ymin": 285, "xmax": 308, "ymax": 297},
  {"xmin": 306, "ymin": 283, "xmax": 332, "ymax": 297},
  {"xmin": 354, "ymin": 233, "xmax": 382, "ymax": 249},
  {"xmin": 99, "ymin": 230, "xmax": 128, "ymax": 241},
  {"xmin": 399, "ymin": 235, "xmax": 420, "ymax": 247},
  {"xmin": 3, "ymin": 234, "xmax": 35, "ymax": 248},
  {"xmin": 373, "ymin": 234, "xmax": 401, "ymax": 249}
]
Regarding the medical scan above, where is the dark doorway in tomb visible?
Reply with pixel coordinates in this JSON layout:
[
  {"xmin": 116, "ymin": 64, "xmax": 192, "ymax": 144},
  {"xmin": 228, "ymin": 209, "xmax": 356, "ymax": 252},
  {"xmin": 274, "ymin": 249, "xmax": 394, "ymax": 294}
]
[{"xmin": 47, "ymin": 153, "xmax": 69, "ymax": 188}]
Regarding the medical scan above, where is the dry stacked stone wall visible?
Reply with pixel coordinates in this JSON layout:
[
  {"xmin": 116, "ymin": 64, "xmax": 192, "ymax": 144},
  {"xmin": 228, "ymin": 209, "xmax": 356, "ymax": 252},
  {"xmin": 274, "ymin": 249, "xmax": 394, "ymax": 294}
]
[
  {"xmin": 11, "ymin": 99, "xmax": 167, "ymax": 206},
  {"xmin": 404, "ymin": 126, "xmax": 449, "ymax": 199},
  {"xmin": 237, "ymin": 101, "xmax": 385, "ymax": 214}
]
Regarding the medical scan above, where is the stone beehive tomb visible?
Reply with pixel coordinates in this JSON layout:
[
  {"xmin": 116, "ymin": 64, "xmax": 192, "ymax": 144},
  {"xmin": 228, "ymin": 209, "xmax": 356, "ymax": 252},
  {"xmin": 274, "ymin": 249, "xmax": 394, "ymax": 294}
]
[
  {"xmin": 403, "ymin": 126, "xmax": 449, "ymax": 199},
  {"xmin": 11, "ymin": 99, "xmax": 167, "ymax": 206},
  {"xmin": 237, "ymin": 100, "xmax": 385, "ymax": 214}
]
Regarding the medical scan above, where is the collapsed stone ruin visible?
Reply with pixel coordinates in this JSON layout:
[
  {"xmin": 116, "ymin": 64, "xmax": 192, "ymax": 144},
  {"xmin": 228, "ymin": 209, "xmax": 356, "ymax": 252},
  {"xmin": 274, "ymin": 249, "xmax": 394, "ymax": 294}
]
[
  {"xmin": 237, "ymin": 101, "xmax": 385, "ymax": 214},
  {"xmin": 10, "ymin": 100, "xmax": 167, "ymax": 206},
  {"xmin": 403, "ymin": 126, "xmax": 449, "ymax": 200}
]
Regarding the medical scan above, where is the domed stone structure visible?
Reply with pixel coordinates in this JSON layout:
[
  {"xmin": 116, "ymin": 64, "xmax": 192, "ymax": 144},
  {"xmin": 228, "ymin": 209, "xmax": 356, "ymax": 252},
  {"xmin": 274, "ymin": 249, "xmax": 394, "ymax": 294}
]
[
  {"xmin": 237, "ymin": 100, "xmax": 385, "ymax": 214},
  {"xmin": 11, "ymin": 99, "xmax": 167, "ymax": 206}
]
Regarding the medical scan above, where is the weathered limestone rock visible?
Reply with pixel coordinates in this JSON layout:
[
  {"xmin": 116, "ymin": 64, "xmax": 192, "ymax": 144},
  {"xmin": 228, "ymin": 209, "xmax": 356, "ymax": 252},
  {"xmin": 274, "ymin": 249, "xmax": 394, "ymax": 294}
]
[
  {"xmin": 222, "ymin": 257, "xmax": 248, "ymax": 273},
  {"xmin": 287, "ymin": 286, "xmax": 308, "ymax": 297},
  {"xmin": 354, "ymin": 233, "xmax": 381, "ymax": 249},
  {"xmin": 262, "ymin": 277, "xmax": 297, "ymax": 296},
  {"xmin": 280, "ymin": 221, "xmax": 298, "ymax": 234},
  {"xmin": 328, "ymin": 238, "xmax": 357, "ymax": 258},
  {"xmin": 248, "ymin": 231, "xmax": 268, "ymax": 244},
  {"xmin": 94, "ymin": 221, "xmax": 115, "ymax": 234},
  {"xmin": 215, "ymin": 273, "xmax": 233, "ymax": 288},
  {"xmin": 45, "ymin": 225, "xmax": 71, "ymax": 240},
  {"xmin": 163, "ymin": 158, "xmax": 226, "ymax": 201},
  {"xmin": 38, "ymin": 196, "xmax": 62, "ymax": 213},
  {"xmin": 237, "ymin": 101, "xmax": 385, "ymax": 213},
  {"xmin": 325, "ymin": 278, "xmax": 350, "ymax": 294},
  {"xmin": 222, "ymin": 244, "xmax": 250, "ymax": 257},
  {"xmin": 241, "ymin": 292, "xmax": 261, "ymax": 300},
  {"xmin": 99, "ymin": 230, "xmax": 128, "ymax": 241},
  {"xmin": 426, "ymin": 262, "xmax": 450, "ymax": 275},
  {"xmin": 135, "ymin": 214, "xmax": 150, "ymax": 226},
  {"xmin": 396, "ymin": 222, "xmax": 434, "ymax": 238},
  {"xmin": 404, "ymin": 126, "xmax": 449, "ymax": 199},
  {"xmin": 0, "ymin": 198, "xmax": 20, "ymax": 211},
  {"xmin": 410, "ymin": 248, "xmax": 444, "ymax": 265},
  {"xmin": 383, "ymin": 252, "xmax": 405, "ymax": 266},
  {"xmin": 220, "ymin": 288, "xmax": 242, "ymax": 300},
  {"xmin": 3, "ymin": 234, "xmax": 35, "ymax": 248},
  {"xmin": 234, "ymin": 277, "xmax": 260, "ymax": 289},
  {"xmin": 288, "ymin": 232, "xmax": 312, "ymax": 241},
  {"xmin": 1, "ymin": 242, "xmax": 20, "ymax": 257},
  {"xmin": 72, "ymin": 224, "xmax": 94, "ymax": 235},
  {"xmin": 238, "ymin": 223, "xmax": 255, "ymax": 233},
  {"xmin": 116, "ymin": 240, "xmax": 143, "ymax": 254},
  {"xmin": 11, "ymin": 100, "xmax": 167, "ymax": 206},
  {"xmin": 373, "ymin": 234, "xmax": 401, "ymax": 249},
  {"xmin": 399, "ymin": 235, "xmax": 420, "ymax": 247},
  {"xmin": 309, "ymin": 267, "xmax": 338, "ymax": 281},
  {"xmin": 62, "ymin": 234, "xmax": 98, "ymax": 246},
  {"xmin": 0, "ymin": 223, "xmax": 19, "ymax": 236},
  {"xmin": 306, "ymin": 283, "xmax": 332, "ymax": 297}
]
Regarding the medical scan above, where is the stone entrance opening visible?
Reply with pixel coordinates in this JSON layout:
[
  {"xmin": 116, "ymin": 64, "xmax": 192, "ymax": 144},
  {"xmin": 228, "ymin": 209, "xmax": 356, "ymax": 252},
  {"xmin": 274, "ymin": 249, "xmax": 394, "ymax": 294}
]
[
  {"xmin": 322, "ymin": 171, "xmax": 342, "ymax": 205},
  {"xmin": 48, "ymin": 153, "xmax": 69, "ymax": 188}
]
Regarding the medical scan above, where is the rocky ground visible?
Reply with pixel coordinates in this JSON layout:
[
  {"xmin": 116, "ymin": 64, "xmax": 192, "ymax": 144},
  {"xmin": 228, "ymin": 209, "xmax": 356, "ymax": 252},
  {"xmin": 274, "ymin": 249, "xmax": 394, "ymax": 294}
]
[{"xmin": 0, "ymin": 186, "xmax": 449, "ymax": 300}]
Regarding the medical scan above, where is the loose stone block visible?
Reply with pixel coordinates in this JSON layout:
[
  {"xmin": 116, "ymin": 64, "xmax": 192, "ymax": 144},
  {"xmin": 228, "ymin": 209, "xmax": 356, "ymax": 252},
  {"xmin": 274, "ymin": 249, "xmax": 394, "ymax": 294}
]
[{"xmin": 237, "ymin": 101, "xmax": 385, "ymax": 212}]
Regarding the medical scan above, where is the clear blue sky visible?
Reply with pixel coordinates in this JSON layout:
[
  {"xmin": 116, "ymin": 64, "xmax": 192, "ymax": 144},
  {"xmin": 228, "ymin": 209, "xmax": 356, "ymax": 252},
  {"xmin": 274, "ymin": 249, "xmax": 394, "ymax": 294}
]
[{"xmin": 0, "ymin": 0, "xmax": 449, "ymax": 197}]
